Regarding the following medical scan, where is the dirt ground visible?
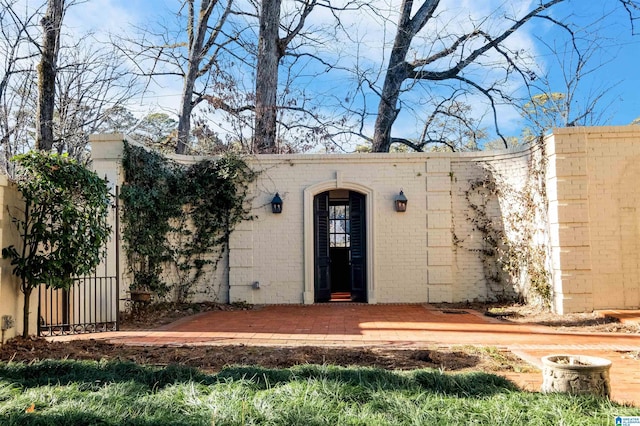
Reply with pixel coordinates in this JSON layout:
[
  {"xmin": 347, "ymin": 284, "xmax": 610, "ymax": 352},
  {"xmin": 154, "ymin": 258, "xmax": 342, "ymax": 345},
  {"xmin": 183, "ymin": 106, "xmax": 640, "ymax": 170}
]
[
  {"xmin": 0, "ymin": 337, "xmax": 532, "ymax": 373},
  {"xmin": 0, "ymin": 302, "xmax": 636, "ymax": 374},
  {"xmin": 473, "ymin": 302, "xmax": 640, "ymax": 334}
]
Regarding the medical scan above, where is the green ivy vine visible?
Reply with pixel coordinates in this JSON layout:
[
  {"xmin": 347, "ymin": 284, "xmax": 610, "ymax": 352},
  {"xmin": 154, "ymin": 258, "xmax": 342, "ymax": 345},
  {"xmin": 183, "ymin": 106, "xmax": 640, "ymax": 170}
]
[{"xmin": 120, "ymin": 143, "xmax": 256, "ymax": 302}]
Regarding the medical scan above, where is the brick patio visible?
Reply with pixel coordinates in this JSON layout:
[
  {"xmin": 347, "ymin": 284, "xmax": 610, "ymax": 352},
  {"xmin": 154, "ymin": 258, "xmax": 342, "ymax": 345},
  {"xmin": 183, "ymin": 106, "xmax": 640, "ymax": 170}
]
[{"xmin": 49, "ymin": 304, "xmax": 640, "ymax": 406}]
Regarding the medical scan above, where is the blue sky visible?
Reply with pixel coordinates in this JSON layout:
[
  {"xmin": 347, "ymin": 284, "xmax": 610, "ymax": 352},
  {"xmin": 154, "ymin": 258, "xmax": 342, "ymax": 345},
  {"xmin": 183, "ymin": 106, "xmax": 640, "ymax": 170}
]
[
  {"xmin": 63, "ymin": 0, "xmax": 640, "ymax": 146},
  {"xmin": 540, "ymin": 1, "xmax": 640, "ymax": 126}
]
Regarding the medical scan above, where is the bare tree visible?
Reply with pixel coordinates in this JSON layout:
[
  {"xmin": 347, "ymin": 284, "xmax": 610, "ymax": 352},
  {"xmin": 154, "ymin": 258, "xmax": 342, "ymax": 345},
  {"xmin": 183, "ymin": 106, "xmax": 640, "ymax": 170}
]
[
  {"xmin": 621, "ymin": 0, "xmax": 640, "ymax": 34},
  {"xmin": 35, "ymin": 0, "xmax": 64, "ymax": 152},
  {"xmin": 253, "ymin": 0, "xmax": 281, "ymax": 153},
  {"xmin": 0, "ymin": 74, "xmax": 35, "ymax": 176},
  {"xmin": 0, "ymin": 1, "xmax": 42, "ymax": 174},
  {"xmin": 254, "ymin": 0, "xmax": 318, "ymax": 152},
  {"xmin": 520, "ymin": 27, "xmax": 618, "ymax": 139},
  {"xmin": 52, "ymin": 42, "xmax": 140, "ymax": 159},
  {"xmin": 129, "ymin": 0, "xmax": 360, "ymax": 154},
  {"xmin": 252, "ymin": 0, "xmax": 363, "ymax": 153},
  {"xmin": 121, "ymin": 0, "xmax": 235, "ymax": 154},
  {"xmin": 176, "ymin": 0, "xmax": 234, "ymax": 154},
  {"xmin": 369, "ymin": 0, "xmax": 640, "ymax": 152},
  {"xmin": 417, "ymin": 99, "xmax": 488, "ymax": 152},
  {"xmin": 2, "ymin": 1, "xmax": 140, "ymax": 167}
]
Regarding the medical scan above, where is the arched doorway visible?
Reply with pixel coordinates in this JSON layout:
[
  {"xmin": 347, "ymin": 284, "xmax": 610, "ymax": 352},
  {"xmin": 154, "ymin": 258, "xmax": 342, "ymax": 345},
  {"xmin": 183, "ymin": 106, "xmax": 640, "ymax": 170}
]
[{"xmin": 314, "ymin": 190, "xmax": 367, "ymax": 302}]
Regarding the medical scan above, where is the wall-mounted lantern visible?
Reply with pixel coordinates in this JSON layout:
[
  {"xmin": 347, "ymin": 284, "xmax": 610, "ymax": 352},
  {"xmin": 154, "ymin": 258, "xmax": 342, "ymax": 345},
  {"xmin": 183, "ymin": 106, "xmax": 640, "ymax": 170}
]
[
  {"xmin": 271, "ymin": 193, "xmax": 283, "ymax": 214},
  {"xmin": 395, "ymin": 190, "xmax": 408, "ymax": 212}
]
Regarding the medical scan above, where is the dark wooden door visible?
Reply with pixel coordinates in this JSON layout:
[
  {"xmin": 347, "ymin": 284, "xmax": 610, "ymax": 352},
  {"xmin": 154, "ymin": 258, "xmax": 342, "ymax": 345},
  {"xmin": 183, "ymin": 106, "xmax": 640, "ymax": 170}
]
[
  {"xmin": 349, "ymin": 191, "xmax": 367, "ymax": 302},
  {"xmin": 314, "ymin": 192, "xmax": 331, "ymax": 302}
]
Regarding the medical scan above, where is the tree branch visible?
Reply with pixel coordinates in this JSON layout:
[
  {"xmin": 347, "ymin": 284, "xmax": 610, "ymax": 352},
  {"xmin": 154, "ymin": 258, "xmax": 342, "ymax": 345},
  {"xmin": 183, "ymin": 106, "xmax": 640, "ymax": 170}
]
[
  {"xmin": 454, "ymin": 76, "xmax": 508, "ymax": 148},
  {"xmin": 408, "ymin": 0, "xmax": 564, "ymax": 81}
]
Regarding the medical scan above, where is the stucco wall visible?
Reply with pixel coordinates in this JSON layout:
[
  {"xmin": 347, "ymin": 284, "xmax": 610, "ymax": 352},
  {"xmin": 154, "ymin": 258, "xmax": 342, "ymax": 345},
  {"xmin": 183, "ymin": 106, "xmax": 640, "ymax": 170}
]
[
  {"xmin": 0, "ymin": 176, "xmax": 38, "ymax": 339},
  {"xmin": 546, "ymin": 126, "xmax": 640, "ymax": 313}
]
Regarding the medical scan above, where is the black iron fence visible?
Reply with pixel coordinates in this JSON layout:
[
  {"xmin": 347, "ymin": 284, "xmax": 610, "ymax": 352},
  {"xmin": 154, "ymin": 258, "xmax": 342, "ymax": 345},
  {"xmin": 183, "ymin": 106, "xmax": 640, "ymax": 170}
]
[
  {"xmin": 37, "ymin": 275, "xmax": 119, "ymax": 336},
  {"xmin": 37, "ymin": 187, "xmax": 121, "ymax": 337}
]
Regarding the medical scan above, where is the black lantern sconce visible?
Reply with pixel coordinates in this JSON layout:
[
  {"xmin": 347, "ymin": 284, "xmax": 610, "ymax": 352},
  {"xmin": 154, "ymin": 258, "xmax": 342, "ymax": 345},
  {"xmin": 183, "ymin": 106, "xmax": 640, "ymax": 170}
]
[
  {"xmin": 395, "ymin": 190, "xmax": 408, "ymax": 212},
  {"xmin": 271, "ymin": 193, "xmax": 283, "ymax": 214}
]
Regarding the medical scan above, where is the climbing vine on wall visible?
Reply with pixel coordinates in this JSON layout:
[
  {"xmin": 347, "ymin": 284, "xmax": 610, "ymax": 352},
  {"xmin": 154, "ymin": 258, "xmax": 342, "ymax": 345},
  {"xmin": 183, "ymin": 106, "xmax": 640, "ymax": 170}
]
[
  {"xmin": 462, "ymin": 174, "xmax": 511, "ymax": 300},
  {"xmin": 459, "ymin": 139, "xmax": 552, "ymax": 307},
  {"xmin": 120, "ymin": 142, "xmax": 256, "ymax": 302}
]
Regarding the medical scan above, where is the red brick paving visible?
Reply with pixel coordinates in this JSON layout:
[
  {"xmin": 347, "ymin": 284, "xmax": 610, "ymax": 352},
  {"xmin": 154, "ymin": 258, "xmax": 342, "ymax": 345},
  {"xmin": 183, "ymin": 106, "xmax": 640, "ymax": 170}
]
[{"xmin": 49, "ymin": 304, "xmax": 640, "ymax": 406}]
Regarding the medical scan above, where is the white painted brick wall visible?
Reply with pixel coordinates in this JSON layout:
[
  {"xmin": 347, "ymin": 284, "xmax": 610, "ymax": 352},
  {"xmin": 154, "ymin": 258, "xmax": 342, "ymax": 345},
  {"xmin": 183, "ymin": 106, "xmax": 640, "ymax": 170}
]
[
  {"xmin": 451, "ymin": 148, "xmax": 544, "ymax": 303},
  {"xmin": 547, "ymin": 126, "xmax": 640, "ymax": 313},
  {"xmin": 88, "ymin": 126, "xmax": 640, "ymax": 313},
  {"xmin": 230, "ymin": 155, "xmax": 432, "ymax": 304}
]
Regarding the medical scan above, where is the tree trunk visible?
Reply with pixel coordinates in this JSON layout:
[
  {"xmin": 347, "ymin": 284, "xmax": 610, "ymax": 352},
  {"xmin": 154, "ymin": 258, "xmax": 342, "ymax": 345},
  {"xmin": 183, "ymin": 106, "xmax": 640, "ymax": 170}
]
[
  {"xmin": 36, "ymin": 0, "xmax": 63, "ymax": 152},
  {"xmin": 371, "ymin": 58, "xmax": 410, "ymax": 153},
  {"xmin": 371, "ymin": 0, "xmax": 414, "ymax": 153},
  {"xmin": 176, "ymin": 67, "xmax": 198, "ymax": 154},
  {"xmin": 254, "ymin": 0, "xmax": 282, "ymax": 153},
  {"xmin": 176, "ymin": 1, "xmax": 214, "ymax": 155},
  {"xmin": 22, "ymin": 286, "xmax": 32, "ymax": 338}
]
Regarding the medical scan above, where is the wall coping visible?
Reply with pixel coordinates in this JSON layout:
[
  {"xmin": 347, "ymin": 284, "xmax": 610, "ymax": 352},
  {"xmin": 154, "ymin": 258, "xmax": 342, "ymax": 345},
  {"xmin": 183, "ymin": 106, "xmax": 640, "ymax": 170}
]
[
  {"xmin": 551, "ymin": 126, "xmax": 640, "ymax": 137},
  {"xmin": 246, "ymin": 147, "xmax": 534, "ymax": 165},
  {"xmin": 89, "ymin": 132, "xmax": 537, "ymax": 165},
  {"xmin": 88, "ymin": 126, "xmax": 640, "ymax": 168}
]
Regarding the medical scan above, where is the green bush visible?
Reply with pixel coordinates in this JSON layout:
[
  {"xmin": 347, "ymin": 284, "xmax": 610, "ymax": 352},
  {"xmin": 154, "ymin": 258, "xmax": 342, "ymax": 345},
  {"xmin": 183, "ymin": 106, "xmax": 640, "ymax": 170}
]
[{"xmin": 2, "ymin": 151, "xmax": 111, "ymax": 337}]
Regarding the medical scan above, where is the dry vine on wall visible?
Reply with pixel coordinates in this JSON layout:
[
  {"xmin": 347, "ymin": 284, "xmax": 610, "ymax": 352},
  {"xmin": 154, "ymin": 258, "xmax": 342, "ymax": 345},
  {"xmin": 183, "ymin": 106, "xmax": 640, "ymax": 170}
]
[{"xmin": 457, "ymin": 140, "xmax": 552, "ymax": 307}]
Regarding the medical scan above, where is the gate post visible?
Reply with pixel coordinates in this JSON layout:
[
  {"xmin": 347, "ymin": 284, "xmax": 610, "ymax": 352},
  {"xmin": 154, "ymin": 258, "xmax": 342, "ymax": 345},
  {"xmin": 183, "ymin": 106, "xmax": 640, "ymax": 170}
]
[{"xmin": 89, "ymin": 133, "xmax": 127, "ymax": 314}]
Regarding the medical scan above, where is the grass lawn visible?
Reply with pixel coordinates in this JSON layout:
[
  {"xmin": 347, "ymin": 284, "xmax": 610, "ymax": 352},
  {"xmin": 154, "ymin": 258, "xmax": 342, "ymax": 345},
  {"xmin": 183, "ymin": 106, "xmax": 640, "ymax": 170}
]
[{"xmin": 0, "ymin": 359, "xmax": 638, "ymax": 425}]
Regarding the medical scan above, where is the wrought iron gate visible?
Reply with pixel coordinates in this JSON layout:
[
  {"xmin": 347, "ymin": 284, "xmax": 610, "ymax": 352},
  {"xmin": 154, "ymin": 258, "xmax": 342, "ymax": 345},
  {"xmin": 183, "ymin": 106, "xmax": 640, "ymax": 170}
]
[{"xmin": 37, "ymin": 188, "xmax": 121, "ymax": 337}]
